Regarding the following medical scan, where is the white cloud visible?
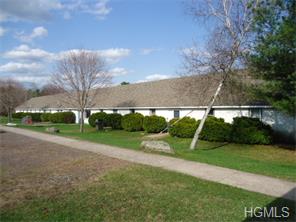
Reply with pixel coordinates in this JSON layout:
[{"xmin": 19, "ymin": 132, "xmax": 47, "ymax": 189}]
[
  {"xmin": 0, "ymin": 0, "xmax": 111, "ymax": 22},
  {"xmin": 57, "ymin": 48, "xmax": 131, "ymax": 63},
  {"xmin": 109, "ymin": 67, "xmax": 128, "ymax": 77},
  {"xmin": 62, "ymin": 0, "xmax": 112, "ymax": 20},
  {"xmin": 136, "ymin": 74, "xmax": 173, "ymax": 83},
  {"xmin": 0, "ymin": 62, "xmax": 42, "ymax": 73},
  {"xmin": 98, "ymin": 48, "xmax": 131, "ymax": 63},
  {"xmin": 0, "ymin": 0, "xmax": 62, "ymax": 22},
  {"xmin": 3, "ymin": 44, "xmax": 54, "ymax": 61},
  {"xmin": 141, "ymin": 48, "xmax": 161, "ymax": 55},
  {"xmin": 16, "ymin": 26, "xmax": 48, "ymax": 42},
  {"xmin": 0, "ymin": 26, "xmax": 6, "ymax": 37}
]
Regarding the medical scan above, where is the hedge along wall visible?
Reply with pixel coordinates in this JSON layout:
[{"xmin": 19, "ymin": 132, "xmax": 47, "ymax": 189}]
[
  {"xmin": 88, "ymin": 112, "xmax": 109, "ymax": 127},
  {"xmin": 121, "ymin": 113, "xmax": 144, "ymax": 131},
  {"xmin": 230, "ymin": 117, "xmax": 273, "ymax": 144},
  {"xmin": 107, "ymin": 113, "xmax": 123, "ymax": 129},
  {"xmin": 12, "ymin": 112, "xmax": 42, "ymax": 122},
  {"xmin": 143, "ymin": 115, "xmax": 167, "ymax": 133},
  {"xmin": 49, "ymin": 112, "xmax": 76, "ymax": 123},
  {"xmin": 41, "ymin": 113, "xmax": 52, "ymax": 122},
  {"xmin": 169, "ymin": 116, "xmax": 273, "ymax": 144}
]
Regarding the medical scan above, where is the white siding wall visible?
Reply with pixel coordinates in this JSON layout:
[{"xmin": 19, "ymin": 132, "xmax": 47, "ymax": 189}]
[
  {"xmin": 155, "ymin": 110, "xmax": 174, "ymax": 121},
  {"xmin": 135, "ymin": 110, "xmax": 150, "ymax": 116},
  {"xmin": 261, "ymin": 109, "xmax": 295, "ymax": 142},
  {"xmin": 118, "ymin": 110, "xmax": 130, "ymax": 115},
  {"xmin": 180, "ymin": 110, "xmax": 205, "ymax": 120},
  {"xmin": 214, "ymin": 109, "xmax": 250, "ymax": 123}
]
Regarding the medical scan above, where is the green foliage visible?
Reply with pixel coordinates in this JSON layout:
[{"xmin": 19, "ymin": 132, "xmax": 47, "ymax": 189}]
[
  {"xmin": 249, "ymin": 0, "xmax": 296, "ymax": 115},
  {"xmin": 107, "ymin": 113, "xmax": 122, "ymax": 129},
  {"xmin": 88, "ymin": 112, "xmax": 108, "ymax": 127},
  {"xmin": 12, "ymin": 112, "xmax": 27, "ymax": 119},
  {"xmin": 40, "ymin": 113, "xmax": 52, "ymax": 122},
  {"xmin": 12, "ymin": 112, "xmax": 42, "ymax": 122},
  {"xmin": 121, "ymin": 113, "xmax": 144, "ymax": 132},
  {"xmin": 200, "ymin": 116, "xmax": 232, "ymax": 142},
  {"xmin": 169, "ymin": 117, "xmax": 198, "ymax": 138},
  {"xmin": 49, "ymin": 112, "xmax": 75, "ymax": 124},
  {"xmin": 143, "ymin": 115, "xmax": 167, "ymax": 133},
  {"xmin": 230, "ymin": 117, "xmax": 273, "ymax": 144}
]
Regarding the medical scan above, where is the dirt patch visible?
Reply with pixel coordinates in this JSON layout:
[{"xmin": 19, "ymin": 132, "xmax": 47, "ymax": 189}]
[{"xmin": 0, "ymin": 132, "xmax": 130, "ymax": 209}]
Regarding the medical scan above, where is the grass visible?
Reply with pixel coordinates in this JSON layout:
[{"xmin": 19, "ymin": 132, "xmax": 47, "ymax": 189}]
[
  {"xmin": 1, "ymin": 117, "xmax": 295, "ymax": 181},
  {"xmin": 1, "ymin": 165, "xmax": 295, "ymax": 221}
]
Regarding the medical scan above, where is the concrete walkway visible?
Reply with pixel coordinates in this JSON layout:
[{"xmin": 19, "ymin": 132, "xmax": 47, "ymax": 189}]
[{"xmin": 1, "ymin": 126, "xmax": 295, "ymax": 201}]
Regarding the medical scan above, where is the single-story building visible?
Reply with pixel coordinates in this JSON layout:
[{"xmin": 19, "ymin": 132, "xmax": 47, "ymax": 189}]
[{"xmin": 16, "ymin": 73, "xmax": 295, "ymax": 141}]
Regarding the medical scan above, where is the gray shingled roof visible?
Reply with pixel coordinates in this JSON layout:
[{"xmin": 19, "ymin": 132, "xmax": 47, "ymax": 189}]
[{"xmin": 17, "ymin": 72, "xmax": 261, "ymax": 110}]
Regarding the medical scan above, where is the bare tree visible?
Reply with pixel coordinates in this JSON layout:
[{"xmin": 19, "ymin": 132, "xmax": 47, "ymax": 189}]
[
  {"xmin": 40, "ymin": 83, "xmax": 65, "ymax": 96},
  {"xmin": 52, "ymin": 50, "xmax": 111, "ymax": 133},
  {"xmin": 0, "ymin": 79, "xmax": 27, "ymax": 122},
  {"xmin": 184, "ymin": 0, "xmax": 259, "ymax": 149}
]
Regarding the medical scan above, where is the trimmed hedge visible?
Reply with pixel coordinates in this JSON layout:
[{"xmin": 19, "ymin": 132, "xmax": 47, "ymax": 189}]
[
  {"xmin": 12, "ymin": 112, "xmax": 42, "ymax": 122},
  {"xmin": 200, "ymin": 116, "xmax": 232, "ymax": 142},
  {"xmin": 107, "ymin": 113, "xmax": 122, "ymax": 129},
  {"xmin": 169, "ymin": 116, "xmax": 271, "ymax": 144},
  {"xmin": 41, "ymin": 113, "xmax": 52, "ymax": 122},
  {"xmin": 49, "ymin": 112, "xmax": 75, "ymax": 124},
  {"xmin": 12, "ymin": 112, "xmax": 27, "ymax": 119},
  {"xmin": 169, "ymin": 117, "xmax": 198, "ymax": 138},
  {"xmin": 121, "ymin": 113, "xmax": 144, "ymax": 132},
  {"xmin": 230, "ymin": 117, "xmax": 273, "ymax": 144},
  {"xmin": 143, "ymin": 115, "xmax": 167, "ymax": 133},
  {"xmin": 88, "ymin": 112, "xmax": 108, "ymax": 127}
]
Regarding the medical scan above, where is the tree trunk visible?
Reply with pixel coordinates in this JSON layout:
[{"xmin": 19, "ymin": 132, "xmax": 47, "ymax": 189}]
[
  {"xmin": 80, "ymin": 109, "xmax": 84, "ymax": 133},
  {"xmin": 8, "ymin": 107, "xmax": 12, "ymax": 123},
  {"xmin": 189, "ymin": 75, "xmax": 227, "ymax": 150}
]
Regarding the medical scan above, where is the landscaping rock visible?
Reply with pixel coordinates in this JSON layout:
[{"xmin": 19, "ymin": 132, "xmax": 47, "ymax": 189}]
[
  {"xmin": 141, "ymin": 140, "xmax": 174, "ymax": 154},
  {"xmin": 6, "ymin": 123, "xmax": 17, "ymax": 127},
  {"xmin": 45, "ymin": 127, "xmax": 60, "ymax": 133}
]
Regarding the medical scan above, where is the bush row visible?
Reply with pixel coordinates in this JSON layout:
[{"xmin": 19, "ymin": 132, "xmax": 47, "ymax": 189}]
[
  {"xmin": 12, "ymin": 112, "xmax": 42, "ymax": 122},
  {"xmin": 49, "ymin": 112, "xmax": 76, "ymax": 123},
  {"xmin": 88, "ymin": 112, "xmax": 167, "ymax": 133},
  {"xmin": 88, "ymin": 112, "xmax": 122, "ymax": 129},
  {"xmin": 169, "ymin": 116, "xmax": 273, "ymax": 144}
]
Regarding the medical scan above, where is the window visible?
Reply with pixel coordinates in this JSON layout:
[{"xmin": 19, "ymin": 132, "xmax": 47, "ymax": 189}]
[
  {"xmin": 150, "ymin": 109, "xmax": 156, "ymax": 115},
  {"xmin": 174, "ymin": 110, "xmax": 180, "ymax": 118},
  {"xmin": 208, "ymin": 108, "xmax": 214, "ymax": 116},
  {"xmin": 85, "ymin": 109, "xmax": 91, "ymax": 118},
  {"xmin": 113, "ymin": 109, "xmax": 118, "ymax": 113},
  {"xmin": 250, "ymin": 108, "xmax": 262, "ymax": 119},
  {"xmin": 130, "ymin": 109, "xmax": 135, "ymax": 113}
]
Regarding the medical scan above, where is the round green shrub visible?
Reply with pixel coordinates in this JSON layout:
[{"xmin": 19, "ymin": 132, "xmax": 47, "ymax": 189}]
[
  {"xmin": 143, "ymin": 115, "xmax": 167, "ymax": 133},
  {"xmin": 49, "ymin": 112, "xmax": 75, "ymax": 124},
  {"xmin": 169, "ymin": 117, "xmax": 198, "ymax": 138},
  {"xmin": 107, "ymin": 113, "xmax": 122, "ymax": 129},
  {"xmin": 12, "ymin": 112, "xmax": 42, "ymax": 121},
  {"xmin": 88, "ymin": 112, "xmax": 108, "ymax": 127},
  {"xmin": 200, "ymin": 116, "xmax": 232, "ymax": 142},
  {"xmin": 41, "ymin": 113, "xmax": 52, "ymax": 122},
  {"xmin": 121, "ymin": 113, "xmax": 144, "ymax": 131},
  {"xmin": 230, "ymin": 117, "xmax": 273, "ymax": 144},
  {"xmin": 12, "ymin": 112, "xmax": 26, "ymax": 119}
]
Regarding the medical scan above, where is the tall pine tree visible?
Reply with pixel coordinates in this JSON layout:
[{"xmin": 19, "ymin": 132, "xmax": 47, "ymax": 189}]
[{"xmin": 249, "ymin": 0, "xmax": 296, "ymax": 115}]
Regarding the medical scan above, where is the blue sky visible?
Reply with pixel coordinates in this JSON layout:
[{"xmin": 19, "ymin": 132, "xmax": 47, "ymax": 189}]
[{"xmin": 0, "ymin": 0, "xmax": 206, "ymax": 87}]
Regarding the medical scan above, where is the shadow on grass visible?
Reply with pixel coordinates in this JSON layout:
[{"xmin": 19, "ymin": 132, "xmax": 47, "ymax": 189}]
[
  {"xmin": 200, "ymin": 142, "xmax": 229, "ymax": 151},
  {"xmin": 243, "ymin": 188, "xmax": 295, "ymax": 221}
]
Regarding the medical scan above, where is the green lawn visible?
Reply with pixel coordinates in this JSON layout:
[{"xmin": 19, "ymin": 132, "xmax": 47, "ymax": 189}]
[
  {"xmin": 1, "ymin": 117, "xmax": 295, "ymax": 181},
  {"xmin": 1, "ymin": 165, "xmax": 295, "ymax": 222}
]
